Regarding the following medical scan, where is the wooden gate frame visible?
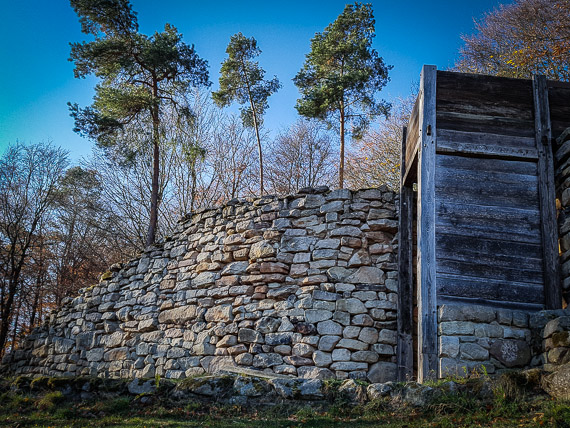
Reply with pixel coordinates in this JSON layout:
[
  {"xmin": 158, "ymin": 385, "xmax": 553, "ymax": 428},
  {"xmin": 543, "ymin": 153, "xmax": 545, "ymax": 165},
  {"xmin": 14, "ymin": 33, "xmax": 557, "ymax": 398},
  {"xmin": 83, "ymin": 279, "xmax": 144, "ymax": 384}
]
[{"xmin": 397, "ymin": 66, "xmax": 562, "ymax": 383}]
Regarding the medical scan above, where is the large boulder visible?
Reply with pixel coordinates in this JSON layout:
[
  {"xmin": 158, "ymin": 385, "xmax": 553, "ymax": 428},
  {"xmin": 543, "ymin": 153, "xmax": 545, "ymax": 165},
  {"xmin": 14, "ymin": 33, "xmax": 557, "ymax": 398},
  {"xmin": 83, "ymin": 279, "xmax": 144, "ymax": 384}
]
[{"xmin": 542, "ymin": 363, "xmax": 570, "ymax": 400}]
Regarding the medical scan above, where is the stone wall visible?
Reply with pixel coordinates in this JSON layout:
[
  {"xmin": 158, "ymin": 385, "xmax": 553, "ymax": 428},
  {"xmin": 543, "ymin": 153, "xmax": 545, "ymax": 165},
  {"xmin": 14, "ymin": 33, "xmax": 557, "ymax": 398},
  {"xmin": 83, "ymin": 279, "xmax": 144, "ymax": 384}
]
[
  {"xmin": 438, "ymin": 304, "xmax": 570, "ymax": 377},
  {"xmin": 3, "ymin": 187, "xmax": 399, "ymax": 382}
]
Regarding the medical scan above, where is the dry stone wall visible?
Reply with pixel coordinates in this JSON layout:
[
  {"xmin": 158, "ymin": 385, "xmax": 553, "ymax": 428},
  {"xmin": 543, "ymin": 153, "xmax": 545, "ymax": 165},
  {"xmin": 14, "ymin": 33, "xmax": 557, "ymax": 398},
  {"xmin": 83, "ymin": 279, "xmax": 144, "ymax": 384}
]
[
  {"xmin": 438, "ymin": 304, "xmax": 570, "ymax": 377},
  {"xmin": 4, "ymin": 187, "xmax": 399, "ymax": 382}
]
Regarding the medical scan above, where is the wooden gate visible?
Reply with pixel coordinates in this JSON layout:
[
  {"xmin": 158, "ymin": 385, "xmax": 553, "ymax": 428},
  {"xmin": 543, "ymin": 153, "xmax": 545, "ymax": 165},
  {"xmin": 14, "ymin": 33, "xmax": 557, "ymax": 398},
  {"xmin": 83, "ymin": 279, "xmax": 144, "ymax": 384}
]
[{"xmin": 397, "ymin": 66, "xmax": 566, "ymax": 382}]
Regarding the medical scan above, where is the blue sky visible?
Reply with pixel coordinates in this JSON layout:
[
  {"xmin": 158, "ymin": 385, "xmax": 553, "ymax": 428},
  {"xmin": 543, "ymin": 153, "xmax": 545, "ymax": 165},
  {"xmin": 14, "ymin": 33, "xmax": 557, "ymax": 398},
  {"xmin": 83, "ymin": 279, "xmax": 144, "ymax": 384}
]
[{"xmin": 0, "ymin": 0, "xmax": 509, "ymax": 162}]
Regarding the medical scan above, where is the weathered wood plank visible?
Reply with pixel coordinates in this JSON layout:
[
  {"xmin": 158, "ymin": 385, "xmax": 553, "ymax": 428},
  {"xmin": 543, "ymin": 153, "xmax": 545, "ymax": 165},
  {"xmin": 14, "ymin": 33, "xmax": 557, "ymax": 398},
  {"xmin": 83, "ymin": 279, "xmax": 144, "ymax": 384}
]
[
  {"xmin": 437, "ymin": 258, "xmax": 543, "ymax": 284},
  {"xmin": 438, "ymin": 294, "xmax": 544, "ymax": 311},
  {"xmin": 397, "ymin": 126, "xmax": 414, "ymax": 382},
  {"xmin": 436, "ymin": 234, "xmax": 542, "ymax": 269},
  {"xmin": 533, "ymin": 75, "xmax": 562, "ymax": 309},
  {"xmin": 417, "ymin": 65, "xmax": 438, "ymax": 382},
  {"xmin": 437, "ymin": 111, "xmax": 535, "ymax": 138},
  {"xmin": 437, "ymin": 273, "xmax": 544, "ymax": 304},
  {"xmin": 436, "ymin": 222, "xmax": 541, "ymax": 244},
  {"xmin": 405, "ymin": 96, "xmax": 421, "ymax": 170},
  {"xmin": 437, "ymin": 129, "xmax": 537, "ymax": 159},
  {"xmin": 437, "ymin": 70, "xmax": 534, "ymax": 113},
  {"xmin": 546, "ymin": 84, "xmax": 570, "ymax": 139},
  {"xmin": 435, "ymin": 170, "xmax": 539, "ymax": 210},
  {"xmin": 436, "ymin": 202, "xmax": 541, "ymax": 244},
  {"xmin": 436, "ymin": 153, "xmax": 537, "ymax": 175},
  {"xmin": 437, "ymin": 201, "xmax": 540, "ymax": 229},
  {"xmin": 436, "ymin": 224, "xmax": 541, "ymax": 245}
]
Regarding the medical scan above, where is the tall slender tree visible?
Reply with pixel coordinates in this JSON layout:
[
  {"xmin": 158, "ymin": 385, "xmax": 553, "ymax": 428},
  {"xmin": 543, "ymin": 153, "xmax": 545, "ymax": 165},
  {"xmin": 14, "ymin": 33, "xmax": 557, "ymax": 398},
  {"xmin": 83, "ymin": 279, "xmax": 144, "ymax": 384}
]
[
  {"xmin": 68, "ymin": 0, "xmax": 210, "ymax": 246},
  {"xmin": 212, "ymin": 33, "xmax": 281, "ymax": 195},
  {"xmin": 0, "ymin": 142, "xmax": 68, "ymax": 356},
  {"xmin": 294, "ymin": 3, "xmax": 391, "ymax": 189}
]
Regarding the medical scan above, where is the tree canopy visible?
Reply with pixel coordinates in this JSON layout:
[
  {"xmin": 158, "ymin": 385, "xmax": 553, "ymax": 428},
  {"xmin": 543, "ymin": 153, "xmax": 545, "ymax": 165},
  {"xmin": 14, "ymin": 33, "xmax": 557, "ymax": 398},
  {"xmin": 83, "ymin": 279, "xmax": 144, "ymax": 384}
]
[
  {"xmin": 68, "ymin": 0, "xmax": 210, "ymax": 246},
  {"xmin": 455, "ymin": 0, "xmax": 570, "ymax": 81},
  {"xmin": 212, "ymin": 33, "xmax": 280, "ymax": 195},
  {"xmin": 294, "ymin": 2, "xmax": 391, "ymax": 189}
]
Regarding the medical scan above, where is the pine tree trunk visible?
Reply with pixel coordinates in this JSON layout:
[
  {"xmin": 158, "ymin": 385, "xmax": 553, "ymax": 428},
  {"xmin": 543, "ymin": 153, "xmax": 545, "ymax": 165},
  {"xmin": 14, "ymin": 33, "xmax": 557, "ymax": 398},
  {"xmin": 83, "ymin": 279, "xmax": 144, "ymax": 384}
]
[
  {"xmin": 339, "ymin": 101, "xmax": 345, "ymax": 189},
  {"xmin": 146, "ymin": 84, "xmax": 160, "ymax": 247},
  {"xmin": 147, "ymin": 131, "xmax": 160, "ymax": 247},
  {"xmin": 250, "ymin": 103, "xmax": 264, "ymax": 196}
]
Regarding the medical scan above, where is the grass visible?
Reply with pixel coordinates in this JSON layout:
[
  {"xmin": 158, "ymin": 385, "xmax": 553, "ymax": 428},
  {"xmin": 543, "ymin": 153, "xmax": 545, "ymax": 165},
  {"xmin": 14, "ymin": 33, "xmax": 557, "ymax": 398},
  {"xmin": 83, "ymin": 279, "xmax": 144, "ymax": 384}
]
[
  {"xmin": 1, "ymin": 373, "xmax": 569, "ymax": 428},
  {"xmin": 0, "ymin": 387, "xmax": 569, "ymax": 428}
]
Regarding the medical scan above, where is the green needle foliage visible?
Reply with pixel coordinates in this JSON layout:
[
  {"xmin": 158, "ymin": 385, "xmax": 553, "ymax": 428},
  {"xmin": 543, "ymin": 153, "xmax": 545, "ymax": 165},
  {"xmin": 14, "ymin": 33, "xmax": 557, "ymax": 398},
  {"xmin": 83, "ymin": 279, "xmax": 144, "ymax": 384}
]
[
  {"xmin": 294, "ymin": 2, "xmax": 392, "ymax": 189},
  {"xmin": 68, "ymin": 0, "xmax": 210, "ymax": 246},
  {"xmin": 213, "ymin": 33, "xmax": 281, "ymax": 195}
]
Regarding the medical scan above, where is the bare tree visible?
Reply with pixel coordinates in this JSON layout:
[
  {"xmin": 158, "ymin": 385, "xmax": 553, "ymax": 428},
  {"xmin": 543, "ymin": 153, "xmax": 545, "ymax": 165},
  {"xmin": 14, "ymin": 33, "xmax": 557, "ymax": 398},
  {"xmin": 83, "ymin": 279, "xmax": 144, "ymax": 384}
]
[
  {"xmin": 204, "ymin": 114, "xmax": 259, "ymax": 203},
  {"xmin": 0, "ymin": 142, "xmax": 68, "ymax": 356},
  {"xmin": 455, "ymin": 0, "xmax": 570, "ymax": 81},
  {"xmin": 345, "ymin": 96, "xmax": 414, "ymax": 190},
  {"xmin": 266, "ymin": 120, "xmax": 337, "ymax": 195}
]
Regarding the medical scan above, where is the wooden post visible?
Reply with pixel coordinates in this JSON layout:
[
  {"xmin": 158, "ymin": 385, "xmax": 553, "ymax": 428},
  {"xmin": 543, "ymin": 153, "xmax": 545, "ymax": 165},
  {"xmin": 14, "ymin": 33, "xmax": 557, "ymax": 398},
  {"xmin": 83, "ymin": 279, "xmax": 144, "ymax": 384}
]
[
  {"xmin": 533, "ymin": 75, "xmax": 562, "ymax": 309},
  {"xmin": 397, "ymin": 126, "xmax": 414, "ymax": 381},
  {"xmin": 417, "ymin": 65, "xmax": 438, "ymax": 382}
]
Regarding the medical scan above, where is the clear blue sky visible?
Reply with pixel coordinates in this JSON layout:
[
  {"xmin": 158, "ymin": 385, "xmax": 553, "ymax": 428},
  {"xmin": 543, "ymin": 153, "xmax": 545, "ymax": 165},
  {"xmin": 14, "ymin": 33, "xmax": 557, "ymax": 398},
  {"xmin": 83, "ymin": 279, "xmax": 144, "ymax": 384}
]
[{"xmin": 0, "ymin": 0, "xmax": 509, "ymax": 162}]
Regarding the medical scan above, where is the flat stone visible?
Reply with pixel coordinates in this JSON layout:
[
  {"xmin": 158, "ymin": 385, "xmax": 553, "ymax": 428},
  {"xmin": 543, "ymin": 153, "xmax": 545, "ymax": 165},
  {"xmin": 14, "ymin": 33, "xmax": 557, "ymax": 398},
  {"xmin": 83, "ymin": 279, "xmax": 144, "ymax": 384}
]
[
  {"xmin": 204, "ymin": 304, "xmax": 233, "ymax": 323},
  {"xmin": 86, "ymin": 348, "xmax": 105, "ymax": 362},
  {"xmin": 265, "ymin": 332, "xmax": 293, "ymax": 346},
  {"xmin": 158, "ymin": 305, "xmax": 197, "ymax": 324},
  {"xmin": 358, "ymin": 327, "xmax": 379, "ymax": 344},
  {"xmin": 280, "ymin": 236, "xmax": 316, "ymax": 252},
  {"xmin": 330, "ymin": 361, "xmax": 368, "ymax": 371},
  {"xmin": 318, "ymin": 335, "xmax": 341, "ymax": 352},
  {"xmin": 367, "ymin": 382, "xmax": 393, "ymax": 400},
  {"xmin": 234, "ymin": 376, "xmax": 270, "ymax": 397},
  {"xmin": 305, "ymin": 309, "xmax": 333, "ymax": 323},
  {"xmin": 238, "ymin": 328, "xmax": 264, "ymax": 344},
  {"xmin": 345, "ymin": 267, "xmax": 385, "ymax": 284},
  {"xmin": 544, "ymin": 316, "xmax": 570, "ymax": 339},
  {"xmin": 439, "ymin": 304, "xmax": 495, "ymax": 323},
  {"xmin": 351, "ymin": 350, "xmax": 379, "ymax": 363},
  {"xmin": 489, "ymin": 339, "xmax": 531, "ymax": 368},
  {"xmin": 439, "ymin": 336, "xmax": 460, "ymax": 358},
  {"xmin": 313, "ymin": 351, "xmax": 332, "ymax": 367},
  {"xmin": 330, "ymin": 226, "xmax": 363, "ymax": 238},
  {"xmin": 297, "ymin": 367, "xmax": 335, "ymax": 380},
  {"xmin": 255, "ymin": 316, "xmax": 281, "ymax": 334},
  {"xmin": 315, "ymin": 239, "xmax": 341, "ymax": 249},
  {"xmin": 460, "ymin": 343, "xmax": 489, "ymax": 361},
  {"xmin": 326, "ymin": 267, "xmax": 352, "ymax": 281},
  {"xmin": 317, "ymin": 320, "xmax": 343, "ymax": 335},
  {"xmin": 221, "ymin": 261, "xmax": 249, "ymax": 276},
  {"xmin": 250, "ymin": 240, "xmax": 276, "ymax": 259},
  {"xmin": 337, "ymin": 338, "xmax": 367, "ymax": 351},
  {"xmin": 253, "ymin": 353, "xmax": 283, "ymax": 368},
  {"xmin": 332, "ymin": 348, "xmax": 351, "ymax": 361},
  {"xmin": 336, "ymin": 298, "xmax": 367, "ymax": 314},
  {"xmin": 193, "ymin": 272, "xmax": 219, "ymax": 287},
  {"xmin": 367, "ymin": 361, "xmax": 397, "ymax": 383}
]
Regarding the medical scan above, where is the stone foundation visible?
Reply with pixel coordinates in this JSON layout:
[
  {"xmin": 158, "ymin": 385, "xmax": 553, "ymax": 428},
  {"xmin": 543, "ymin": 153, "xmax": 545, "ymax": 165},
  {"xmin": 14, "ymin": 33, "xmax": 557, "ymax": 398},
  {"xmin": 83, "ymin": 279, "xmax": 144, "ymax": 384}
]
[
  {"xmin": 2, "ymin": 187, "xmax": 399, "ymax": 382},
  {"xmin": 438, "ymin": 305, "xmax": 570, "ymax": 376}
]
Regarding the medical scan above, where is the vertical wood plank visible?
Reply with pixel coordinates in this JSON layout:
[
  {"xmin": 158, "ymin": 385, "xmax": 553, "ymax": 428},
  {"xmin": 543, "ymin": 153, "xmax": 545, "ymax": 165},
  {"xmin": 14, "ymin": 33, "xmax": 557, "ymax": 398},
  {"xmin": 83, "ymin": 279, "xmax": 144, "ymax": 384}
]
[
  {"xmin": 417, "ymin": 65, "xmax": 438, "ymax": 382},
  {"xmin": 397, "ymin": 126, "xmax": 414, "ymax": 381},
  {"xmin": 533, "ymin": 75, "xmax": 562, "ymax": 309}
]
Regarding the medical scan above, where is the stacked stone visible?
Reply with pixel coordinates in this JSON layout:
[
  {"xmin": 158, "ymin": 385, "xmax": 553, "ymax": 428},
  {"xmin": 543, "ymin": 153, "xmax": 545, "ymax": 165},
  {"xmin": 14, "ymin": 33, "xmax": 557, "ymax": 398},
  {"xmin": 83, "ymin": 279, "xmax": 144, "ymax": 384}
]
[
  {"xmin": 556, "ymin": 128, "xmax": 570, "ymax": 305},
  {"xmin": 438, "ymin": 305, "xmax": 534, "ymax": 376},
  {"xmin": 3, "ymin": 186, "xmax": 399, "ymax": 383},
  {"xmin": 542, "ymin": 315, "xmax": 570, "ymax": 370}
]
